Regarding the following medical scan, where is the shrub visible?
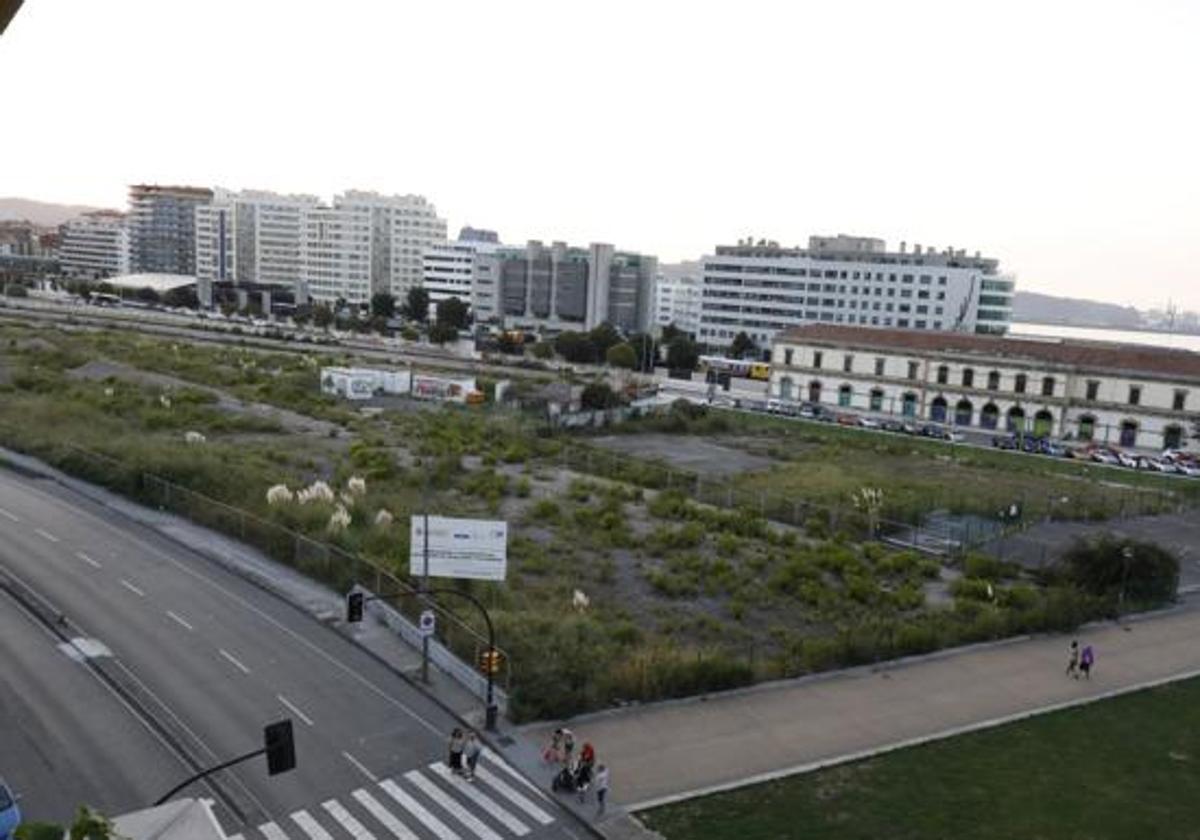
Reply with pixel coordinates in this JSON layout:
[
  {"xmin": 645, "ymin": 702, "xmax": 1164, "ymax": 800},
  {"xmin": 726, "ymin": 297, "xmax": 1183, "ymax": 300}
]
[
  {"xmin": 950, "ymin": 577, "xmax": 995, "ymax": 602},
  {"xmin": 963, "ymin": 552, "xmax": 1019, "ymax": 581},
  {"xmin": 1058, "ymin": 535, "xmax": 1179, "ymax": 607}
]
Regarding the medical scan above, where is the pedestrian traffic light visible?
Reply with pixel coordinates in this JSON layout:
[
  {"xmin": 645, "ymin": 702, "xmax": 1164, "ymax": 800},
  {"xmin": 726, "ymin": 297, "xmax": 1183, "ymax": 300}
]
[
  {"xmin": 347, "ymin": 591, "xmax": 364, "ymax": 623},
  {"xmin": 478, "ymin": 649, "xmax": 502, "ymax": 675},
  {"xmin": 264, "ymin": 720, "xmax": 296, "ymax": 776}
]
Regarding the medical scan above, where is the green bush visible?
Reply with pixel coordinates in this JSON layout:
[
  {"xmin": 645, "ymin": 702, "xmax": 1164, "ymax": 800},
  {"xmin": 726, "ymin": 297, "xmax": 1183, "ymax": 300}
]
[
  {"xmin": 963, "ymin": 552, "xmax": 1020, "ymax": 581},
  {"xmin": 1058, "ymin": 535, "xmax": 1179, "ymax": 607}
]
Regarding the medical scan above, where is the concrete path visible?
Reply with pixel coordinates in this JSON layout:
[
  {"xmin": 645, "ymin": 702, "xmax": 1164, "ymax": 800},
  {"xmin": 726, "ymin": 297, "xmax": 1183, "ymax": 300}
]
[{"xmin": 523, "ymin": 599, "xmax": 1200, "ymax": 812}]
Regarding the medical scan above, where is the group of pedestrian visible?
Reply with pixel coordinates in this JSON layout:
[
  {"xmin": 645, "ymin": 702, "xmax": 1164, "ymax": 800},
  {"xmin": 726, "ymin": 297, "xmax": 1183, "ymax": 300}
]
[
  {"xmin": 544, "ymin": 728, "xmax": 610, "ymax": 816},
  {"xmin": 447, "ymin": 728, "xmax": 483, "ymax": 781},
  {"xmin": 1066, "ymin": 639, "xmax": 1096, "ymax": 680}
]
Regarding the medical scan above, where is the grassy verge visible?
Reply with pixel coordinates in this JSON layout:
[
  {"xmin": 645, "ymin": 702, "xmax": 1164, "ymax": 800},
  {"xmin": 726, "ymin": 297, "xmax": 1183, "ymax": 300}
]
[{"xmin": 640, "ymin": 676, "xmax": 1200, "ymax": 840}]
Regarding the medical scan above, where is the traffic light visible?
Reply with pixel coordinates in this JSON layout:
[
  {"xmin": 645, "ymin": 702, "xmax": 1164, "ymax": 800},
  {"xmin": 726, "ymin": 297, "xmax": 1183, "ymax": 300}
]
[
  {"xmin": 478, "ymin": 649, "xmax": 503, "ymax": 675},
  {"xmin": 264, "ymin": 720, "xmax": 296, "ymax": 776},
  {"xmin": 347, "ymin": 591, "xmax": 364, "ymax": 623}
]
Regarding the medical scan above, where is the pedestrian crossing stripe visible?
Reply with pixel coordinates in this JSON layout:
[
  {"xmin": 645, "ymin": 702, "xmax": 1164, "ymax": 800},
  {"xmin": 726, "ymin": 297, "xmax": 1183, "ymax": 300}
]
[
  {"xmin": 260, "ymin": 822, "xmax": 291, "ymax": 840},
  {"xmin": 291, "ymin": 810, "xmax": 334, "ymax": 840},
  {"xmin": 402, "ymin": 771, "xmax": 503, "ymax": 840},
  {"xmin": 378, "ymin": 779, "xmax": 460, "ymax": 840},
  {"xmin": 352, "ymin": 789, "xmax": 421, "ymax": 840},
  {"xmin": 427, "ymin": 764, "xmax": 530, "ymax": 836},
  {"xmin": 470, "ymin": 767, "xmax": 555, "ymax": 826},
  {"xmin": 322, "ymin": 799, "xmax": 377, "ymax": 840}
]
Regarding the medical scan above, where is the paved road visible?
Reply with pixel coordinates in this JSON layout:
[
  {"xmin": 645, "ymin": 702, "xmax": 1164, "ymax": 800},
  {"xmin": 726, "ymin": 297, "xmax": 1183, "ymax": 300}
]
[{"xmin": 0, "ymin": 470, "xmax": 582, "ymax": 840}]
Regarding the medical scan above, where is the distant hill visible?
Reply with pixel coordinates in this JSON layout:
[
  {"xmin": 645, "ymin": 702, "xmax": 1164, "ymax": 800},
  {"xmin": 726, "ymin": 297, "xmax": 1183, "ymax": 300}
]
[
  {"xmin": 1012, "ymin": 290, "xmax": 1142, "ymax": 329},
  {"xmin": 0, "ymin": 197, "xmax": 111, "ymax": 226}
]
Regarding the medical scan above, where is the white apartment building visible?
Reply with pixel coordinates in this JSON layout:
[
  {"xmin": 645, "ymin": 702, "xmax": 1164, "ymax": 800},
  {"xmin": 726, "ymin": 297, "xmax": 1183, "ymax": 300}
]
[
  {"xmin": 195, "ymin": 189, "xmax": 320, "ymax": 289},
  {"xmin": 422, "ymin": 239, "xmax": 502, "ymax": 307},
  {"xmin": 769, "ymin": 324, "xmax": 1200, "ymax": 451},
  {"xmin": 701, "ymin": 234, "xmax": 1014, "ymax": 351},
  {"xmin": 58, "ymin": 211, "xmax": 130, "ymax": 280},
  {"xmin": 654, "ymin": 263, "xmax": 702, "ymax": 338},
  {"xmin": 337, "ymin": 191, "xmax": 446, "ymax": 300}
]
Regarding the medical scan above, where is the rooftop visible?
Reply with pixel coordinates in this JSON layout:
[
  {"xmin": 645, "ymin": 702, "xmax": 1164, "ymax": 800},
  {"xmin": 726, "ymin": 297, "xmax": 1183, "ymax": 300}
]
[
  {"xmin": 105, "ymin": 272, "xmax": 197, "ymax": 292},
  {"xmin": 713, "ymin": 234, "xmax": 999, "ymax": 272},
  {"xmin": 775, "ymin": 324, "xmax": 1200, "ymax": 380}
]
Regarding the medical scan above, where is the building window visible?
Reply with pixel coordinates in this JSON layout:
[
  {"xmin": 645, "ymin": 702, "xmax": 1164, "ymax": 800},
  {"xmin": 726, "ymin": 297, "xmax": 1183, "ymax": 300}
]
[
  {"xmin": 901, "ymin": 392, "xmax": 918, "ymax": 417},
  {"xmin": 1078, "ymin": 414, "xmax": 1096, "ymax": 441},
  {"xmin": 869, "ymin": 389, "xmax": 884, "ymax": 411},
  {"xmin": 980, "ymin": 403, "xmax": 999, "ymax": 429},
  {"xmin": 962, "ymin": 368, "xmax": 975, "ymax": 388},
  {"xmin": 907, "ymin": 361, "xmax": 919, "ymax": 380},
  {"xmin": 1174, "ymin": 390, "xmax": 1187, "ymax": 412},
  {"xmin": 843, "ymin": 354, "xmax": 854, "ymax": 373},
  {"xmin": 955, "ymin": 399, "xmax": 973, "ymax": 427},
  {"xmin": 875, "ymin": 357, "xmax": 886, "ymax": 376},
  {"xmin": 987, "ymin": 371, "xmax": 1000, "ymax": 390},
  {"xmin": 1128, "ymin": 385, "xmax": 1141, "ymax": 406},
  {"xmin": 1120, "ymin": 419, "xmax": 1138, "ymax": 447},
  {"xmin": 1042, "ymin": 376, "xmax": 1055, "ymax": 397},
  {"xmin": 930, "ymin": 396, "xmax": 948, "ymax": 423},
  {"xmin": 1164, "ymin": 424, "xmax": 1185, "ymax": 449},
  {"xmin": 808, "ymin": 380, "xmax": 822, "ymax": 403},
  {"xmin": 813, "ymin": 351, "xmax": 823, "ymax": 370},
  {"xmin": 1086, "ymin": 380, "xmax": 1099, "ymax": 401},
  {"xmin": 1007, "ymin": 406, "xmax": 1025, "ymax": 432},
  {"xmin": 784, "ymin": 348, "xmax": 794, "ymax": 366},
  {"xmin": 838, "ymin": 384, "xmax": 853, "ymax": 407},
  {"xmin": 1014, "ymin": 374, "xmax": 1027, "ymax": 394},
  {"xmin": 937, "ymin": 364, "xmax": 949, "ymax": 385}
]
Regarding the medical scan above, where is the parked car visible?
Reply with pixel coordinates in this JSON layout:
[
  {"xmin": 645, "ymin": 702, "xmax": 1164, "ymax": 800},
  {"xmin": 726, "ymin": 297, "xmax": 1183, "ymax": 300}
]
[
  {"xmin": 1116, "ymin": 451, "xmax": 1140, "ymax": 469},
  {"xmin": 858, "ymin": 416, "xmax": 881, "ymax": 429},
  {"xmin": 1091, "ymin": 449, "xmax": 1120, "ymax": 465},
  {"xmin": 836, "ymin": 413, "xmax": 859, "ymax": 426},
  {"xmin": 798, "ymin": 404, "xmax": 817, "ymax": 419},
  {"xmin": 879, "ymin": 418, "xmax": 906, "ymax": 433},
  {"xmin": 0, "ymin": 779, "xmax": 21, "ymax": 840},
  {"xmin": 1038, "ymin": 440, "xmax": 1068, "ymax": 457},
  {"xmin": 1177, "ymin": 462, "xmax": 1200, "ymax": 478},
  {"xmin": 1147, "ymin": 458, "xmax": 1179, "ymax": 474},
  {"xmin": 992, "ymin": 434, "xmax": 1020, "ymax": 450}
]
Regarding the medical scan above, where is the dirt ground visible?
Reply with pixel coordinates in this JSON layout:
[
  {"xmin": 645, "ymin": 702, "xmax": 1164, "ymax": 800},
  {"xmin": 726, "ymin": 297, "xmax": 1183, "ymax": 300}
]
[{"xmin": 589, "ymin": 433, "xmax": 775, "ymax": 477}]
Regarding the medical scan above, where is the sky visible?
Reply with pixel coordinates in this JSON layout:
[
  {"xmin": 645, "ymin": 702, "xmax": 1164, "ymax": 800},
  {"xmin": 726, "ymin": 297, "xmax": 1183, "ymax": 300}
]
[{"xmin": 1, "ymin": 0, "xmax": 1198, "ymax": 310}]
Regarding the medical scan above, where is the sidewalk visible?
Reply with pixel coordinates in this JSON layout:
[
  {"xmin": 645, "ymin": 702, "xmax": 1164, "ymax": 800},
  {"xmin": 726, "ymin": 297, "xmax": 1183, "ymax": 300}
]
[{"xmin": 522, "ymin": 599, "xmax": 1200, "ymax": 812}]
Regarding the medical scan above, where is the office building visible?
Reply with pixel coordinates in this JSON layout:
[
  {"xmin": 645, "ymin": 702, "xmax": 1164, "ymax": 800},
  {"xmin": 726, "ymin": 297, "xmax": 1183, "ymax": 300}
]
[
  {"xmin": 700, "ymin": 234, "xmax": 1014, "ymax": 351},
  {"xmin": 194, "ymin": 189, "xmax": 319, "ymax": 289},
  {"xmin": 127, "ymin": 184, "xmax": 213, "ymax": 275},
  {"xmin": 58, "ymin": 211, "xmax": 130, "ymax": 280},
  {"xmin": 423, "ymin": 238, "xmax": 503, "ymax": 307},
  {"xmin": 654, "ymin": 262, "xmax": 702, "ymax": 338}
]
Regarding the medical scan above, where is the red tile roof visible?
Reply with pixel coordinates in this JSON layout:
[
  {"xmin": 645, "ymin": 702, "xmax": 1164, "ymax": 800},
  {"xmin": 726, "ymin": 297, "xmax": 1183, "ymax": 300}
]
[{"xmin": 775, "ymin": 324, "xmax": 1200, "ymax": 381}]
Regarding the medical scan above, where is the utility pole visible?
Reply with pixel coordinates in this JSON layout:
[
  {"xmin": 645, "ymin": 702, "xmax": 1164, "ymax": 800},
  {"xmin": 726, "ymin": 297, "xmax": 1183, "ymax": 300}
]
[{"xmin": 421, "ymin": 511, "xmax": 430, "ymax": 684}]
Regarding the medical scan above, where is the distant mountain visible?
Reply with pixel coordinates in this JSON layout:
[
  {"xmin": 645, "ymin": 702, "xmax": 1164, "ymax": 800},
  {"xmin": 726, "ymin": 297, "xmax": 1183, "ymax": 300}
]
[
  {"xmin": 0, "ymin": 197, "xmax": 111, "ymax": 226},
  {"xmin": 1012, "ymin": 291, "xmax": 1143, "ymax": 329}
]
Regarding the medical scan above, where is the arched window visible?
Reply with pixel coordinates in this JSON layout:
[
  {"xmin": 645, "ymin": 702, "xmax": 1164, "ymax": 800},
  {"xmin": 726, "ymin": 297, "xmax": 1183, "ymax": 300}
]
[
  {"xmin": 980, "ymin": 403, "xmax": 1000, "ymax": 430},
  {"xmin": 901, "ymin": 392, "xmax": 918, "ymax": 418},
  {"xmin": 954, "ymin": 399, "xmax": 973, "ymax": 426},
  {"xmin": 1077, "ymin": 414, "xmax": 1096, "ymax": 441},
  {"xmin": 1119, "ymin": 419, "xmax": 1138, "ymax": 448},
  {"xmin": 961, "ymin": 368, "xmax": 975, "ymax": 389},
  {"xmin": 1164, "ymin": 424, "xmax": 1184, "ymax": 450},
  {"xmin": 1042, "ymin": 376, "xmax": 1056, "ymax": 397},
  {"xmin": 930, "ymin": 396, "xmax": 948, "ymax": 423},
  {"xmin": 838, "ymin": 384, "xmax": 853, "ymax": 407},
  {"xmin": 869, "ymin": 388, "xmax": 885, "ymax": 412},
  {"xmin": 1033, "ymin": 409, "xmax": 1054, "ymax": 438},
  {"xmin": 987, "ymin": 370, "xmax": 1001, "ymax": 390},
  {"xmin": 808, "ymin": 380, "xmax": 822, "ymax": 404},
  {"xmin": 779, "ymin": 377, "xmax": 794, "ymax": 401},
  {"xmin": 936, "ymin": 365, "xmax": 949, "ymax": 385},
  {"xmin": 1007, "ymin": 405, "xmax": 1026, "ymax": 432}
]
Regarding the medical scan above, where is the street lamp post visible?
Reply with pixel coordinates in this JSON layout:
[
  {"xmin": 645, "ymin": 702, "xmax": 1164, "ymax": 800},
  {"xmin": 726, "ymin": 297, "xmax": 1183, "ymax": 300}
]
[{"xmin": 1119, "ymin": 545, "xmax": 1134, "ymax": 621}]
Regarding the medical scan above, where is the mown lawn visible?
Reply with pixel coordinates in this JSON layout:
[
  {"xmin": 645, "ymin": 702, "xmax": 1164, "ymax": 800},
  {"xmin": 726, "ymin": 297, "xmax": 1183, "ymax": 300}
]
[{"xmin": 640, "ymin": 677, "xmax": 1200, "ymax": 840}]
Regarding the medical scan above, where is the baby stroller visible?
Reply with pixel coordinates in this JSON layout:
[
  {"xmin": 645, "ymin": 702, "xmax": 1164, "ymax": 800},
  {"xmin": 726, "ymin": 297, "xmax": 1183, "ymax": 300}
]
[{"xmin": 551, "ymin": 765, "xmax": 579, "ymax": 794}]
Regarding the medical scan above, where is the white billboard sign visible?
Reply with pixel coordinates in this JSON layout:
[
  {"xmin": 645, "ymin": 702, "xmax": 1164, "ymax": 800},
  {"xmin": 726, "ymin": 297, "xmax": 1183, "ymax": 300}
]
[{"xmin": 410, "ymin": 515, "xmax": 508, "ymax": 581}]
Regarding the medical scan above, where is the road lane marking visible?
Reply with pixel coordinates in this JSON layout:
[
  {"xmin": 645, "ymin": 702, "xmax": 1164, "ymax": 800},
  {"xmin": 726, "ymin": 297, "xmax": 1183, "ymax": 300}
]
[
  {"xmin": 76, "ymin": 551, "xmax": 102, "ymax": 569},
  {"xmin": 166, "ymin": 610, "xmax": 194, "ymax": 631},
  {"xmin": 291, "ymin": 810, "xmax": 334, "ymax": 840},
  {"xmin": 227, "ymin": 835, "xmax": 244, "ymax": 840},
  {"xmin": 277, "ymin": 693, "xmax": 314, "ymax": 727},
  {"xmin": 403, "ymin": 771, "xmax": 502, "ymax": 840},
  {"xmin": 259, "ymin": 822, "xmax": 290, "ymax": 840},
  {"xmin": 35, "ymin": 528, "xmax": 60, "ymax": 543},
  {"xmin": 343, "ymin": 751, "xmax": 379, "ymax": 783},
  {"xmin": 323, "ymin": 800, "xmax": 376, "ymax": 840},
  {"xmin": 481, "ymin": 753, "xmax": 548, "ymax": 800},
  {"xmin": 428, "ymin": 764, "xmax": 529, "ymax": 836},
  {"xmin": 0, "ymin": 506, "xmax": 18, "ymax": 521},
  {"xmin": 473, "ymin": 767, "xmax": 554, "ymax": 826},
  {"xmin": 378, "ymin": 779, "xmax": 460, "ymax": 840},
  {"xmin": 351, "ymin": 790, "xmax": 419, "ymax": 840},
  {"xmin": 219, "ymin": 648, "xmax": 251, "ymax": 674},
  {"xmin": 119, "ymin": 579, "xmax": 146, "ymax": 597}
]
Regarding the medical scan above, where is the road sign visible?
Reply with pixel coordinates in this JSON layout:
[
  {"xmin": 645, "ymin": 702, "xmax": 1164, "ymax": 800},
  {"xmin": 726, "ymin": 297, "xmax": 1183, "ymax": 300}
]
[
  {"xmin": 410, "ymin": 516, "xmax": 508, "ymax": 581},
  {"xmin": 418, "ymin": 609, "xmax": 436, "ymax": 637}
]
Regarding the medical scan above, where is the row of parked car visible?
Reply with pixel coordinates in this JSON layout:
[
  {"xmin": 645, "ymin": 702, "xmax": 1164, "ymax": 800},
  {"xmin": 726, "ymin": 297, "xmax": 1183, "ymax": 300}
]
[
  {"xmin": 989, "ymin": 434, "xmax": 1200, "ymax": 476},
  {"xmin": 732, "ymin": 398, "xmax": 967, "ymax": 440}
]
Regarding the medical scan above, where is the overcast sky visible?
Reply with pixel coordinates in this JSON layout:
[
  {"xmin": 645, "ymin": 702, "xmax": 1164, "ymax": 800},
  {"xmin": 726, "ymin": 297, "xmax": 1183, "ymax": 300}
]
[{"xmin": 2, "ymin": 0, "xmax": 1197, "ymax": 310}]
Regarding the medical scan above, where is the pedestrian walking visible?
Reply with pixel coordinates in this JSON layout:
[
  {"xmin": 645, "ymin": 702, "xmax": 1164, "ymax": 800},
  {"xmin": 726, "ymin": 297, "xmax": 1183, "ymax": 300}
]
[
  {"xmin": 1066, "ymin": 639, "xmax": 1080, "ymax": 679},
  {"xmin": 1080, "ymin": 644, "xmax": 1095, "ymax": 680},
  {"xmin": 575, "ymin": 754, "xmax": 594, "ymax": 804},
  {"xmin": 562, "ymin": 728, "xmax": 576, "ymax": 767},
  {"xmin": 448, "ymin": 728, "xmax": 465, "ymax": 775},
  {"xmin": 464, "ymin": 731, "xmax": 482, "ymax": 780},
  {"xmin": 543, "ymin": 728, "xmax": 564, "ymax": 764},
  {"xmin": 594, "ymin": 764, "xmax": 610, "ymax": 816}
]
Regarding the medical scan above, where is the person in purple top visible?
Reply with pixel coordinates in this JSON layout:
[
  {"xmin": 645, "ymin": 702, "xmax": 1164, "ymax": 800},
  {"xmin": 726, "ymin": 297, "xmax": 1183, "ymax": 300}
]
[{"xmin": 1080, "ymin": 644, "xmax": 1095, "ymax": 680}]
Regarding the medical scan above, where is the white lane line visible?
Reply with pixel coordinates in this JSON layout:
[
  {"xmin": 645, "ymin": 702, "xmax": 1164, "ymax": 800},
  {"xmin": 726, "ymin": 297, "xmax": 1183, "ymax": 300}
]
[
  {"xmin": 428, "ymin": 763, "xmax": 529, "ymax": 836},
  {"xmin": 277, "ymin": 693, "xmax": 314, "ymax": 727},
  {"xmin": 481, "ymin": 752, "xmax": 548, "ymax": 800},
  {"xmin": 323, "ymin": 799, "xmax": 376, "ymax": 840},
  {"xmin": 291, "ymin": 810, "xmax": 334, "ymax": 840},
  {"xmin": 259, "ymin": 822, "xmax": 290, "ymax": 840},
  {"xmin": 75, "ymin": 551, "xmax": 102, "ymax": 569},
  {"xmin": 343, "ymin": 751, "xmax": 379, "ymax": 783},
  {"xmin": 403, "ymin": 771, "xmax": 502, "ymax": 840},
  {"xmin": 351, "ymin": 790, "xmax": 420, "ymax": 840},
  {"xmin": 378, "ymin": 779, "xmax": 460, "ymax": 840},
  {"xmin": 218, "ymin": 648, "xmax": 251, "ymax": 674},
  {"xmin": 119, "ymin": 579, "xmax": 146, "ymax": 597},
  {"xmin": 473, "ymin": 767, "xmax": 554, "ymax": 826},
  {"xmin": 227, "ymin": 834, "xmax": 244, "ymax": 840},
  {"xmin": 35, "ymin": 528, "xmax": 60, "ymax": 543},
  {"xmin": 0, "ymin": 507, "xmax": 19, "ymax": 521},
  {"xmin": 166, "ymin": 610, "xmax": 194, "ymax": 631}
]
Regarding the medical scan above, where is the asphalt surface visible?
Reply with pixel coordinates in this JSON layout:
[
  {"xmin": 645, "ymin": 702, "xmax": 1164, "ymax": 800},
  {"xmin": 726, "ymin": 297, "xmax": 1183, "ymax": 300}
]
[{"xmin": 0, "ymin": 470, "xmax": 582, "ymax": 840}]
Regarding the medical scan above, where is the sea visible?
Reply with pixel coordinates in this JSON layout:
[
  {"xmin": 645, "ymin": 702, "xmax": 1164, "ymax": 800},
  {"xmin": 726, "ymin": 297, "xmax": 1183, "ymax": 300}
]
[{"xmin": 1009, "ymin": 322, "xmax": 1200, "ymax": 354}]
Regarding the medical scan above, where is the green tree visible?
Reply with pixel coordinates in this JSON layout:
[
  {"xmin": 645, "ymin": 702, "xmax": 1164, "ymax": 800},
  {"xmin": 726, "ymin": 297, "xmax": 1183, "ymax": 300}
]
[
  {"xmin": 730, "ymin": 331, "xmax": 757, "ymax": 359},
  {"xmin": 436, "ymin": 296, "xmax": 470, "ymax": 329},
  {"xmin": 370, "ymin": 291, "xmax": 396, "ymax": 319},
  {"xmin": 531, "ymin": 340, "xmax": 555, "ymax": 360},
  {"xmin": 311, "ymin": 302, "xmax": 334, "ymax": 329},
  {"xmin": 666, "ymin": 335, "xmax": 699, "ymax": 371},
  {"xmin": 1059, "ymin": 536, "xmax": 1179, "ymax": 608},
  {"xmin": 401, "ymin": 286, "xmax": 430, "ymax": 322},
  {"xmin": 606, "ymin": 341, "xmax": 637, "ymax": 369},
  {"xmin": 588, "ymin": 322, "xmax": 622, "ymax": 357},
  {"xmin": 135, "ymin": 286, "xmax": 162, "ymax": 304},
  {"xmin": 581, "ymin": 381, "xmax": 620, "ymax": 410},
  {"xmin": 429, "ymin": 322, "xmax": 459, "ymax": 344},
  {"xmin": 627, "ymin": 333, "xmax": 657, "ymax": 371},
  {"xmin": 555, "ymin": 331, "xmax": 597, "ymax": 364},
  {"xmin": 163, "ymin": 286, "xmax": 198, "ymax": 308},
  {"xmin": 69, "ymin": 806, "xmax": 115, "ymax": 840}
]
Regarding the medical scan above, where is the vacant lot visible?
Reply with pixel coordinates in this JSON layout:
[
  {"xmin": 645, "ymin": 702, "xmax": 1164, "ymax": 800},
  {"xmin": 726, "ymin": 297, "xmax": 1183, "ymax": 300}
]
[
  {"xmin": 590, "ymin": 433, "xmax": 775, "ymax": 476},
  {"xmin": 640, "ymin": 676, "xmax": 1200, "ymax": 840}
]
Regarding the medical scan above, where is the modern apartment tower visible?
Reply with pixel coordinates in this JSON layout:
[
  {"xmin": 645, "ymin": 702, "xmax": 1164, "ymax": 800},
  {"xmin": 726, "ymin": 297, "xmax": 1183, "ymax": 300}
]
[
  {"xmin": 58, "ymin": 211, "xmax": 130, "ymax": 280},
  {"xmin": 194, "ymin": 189, "xmax": 319, "ymax": 289},
  {"xmin": 699, "ymin": 234, "xmax": 1014, "ymax": 350},
  {"xmin": 127, "ymin": 184, "xmax": 213, "ymax": 275}
]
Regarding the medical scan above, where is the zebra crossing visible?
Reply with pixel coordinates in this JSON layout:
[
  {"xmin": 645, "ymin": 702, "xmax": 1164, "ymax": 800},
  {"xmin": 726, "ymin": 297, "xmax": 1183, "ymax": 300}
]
[{"xmin": 227, "ymin": 754, "xmax": 557, "ymax": 840}]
